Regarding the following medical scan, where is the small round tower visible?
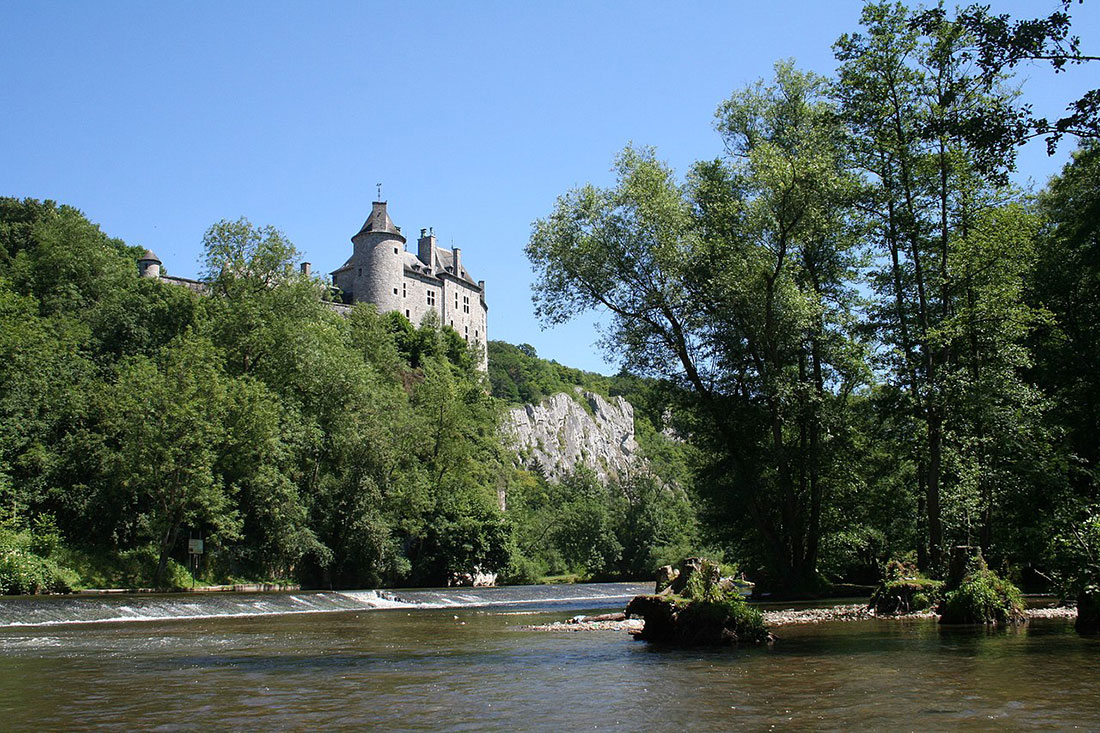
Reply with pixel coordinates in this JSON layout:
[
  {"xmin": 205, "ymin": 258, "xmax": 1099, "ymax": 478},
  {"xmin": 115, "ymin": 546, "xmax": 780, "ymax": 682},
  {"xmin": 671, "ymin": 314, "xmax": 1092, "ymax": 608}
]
[{"xmin": 137, "ymin": 249, "xmax": 161, "ymax": 279}]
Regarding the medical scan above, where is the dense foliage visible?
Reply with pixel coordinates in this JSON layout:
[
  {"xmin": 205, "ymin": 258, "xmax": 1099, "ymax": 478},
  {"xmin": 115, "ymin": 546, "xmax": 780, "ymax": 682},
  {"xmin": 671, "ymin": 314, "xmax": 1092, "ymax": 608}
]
[
  {"xmin": 3, "ymin": 1, "xmax": 1098, "ymax": 601},
  {"xmin": 0, "ymin": 199, "xmax": 701, "ymax": 591},
  {"xmin": 526, "ymin": 2, "xmax": 1099, "ymax": 594}
]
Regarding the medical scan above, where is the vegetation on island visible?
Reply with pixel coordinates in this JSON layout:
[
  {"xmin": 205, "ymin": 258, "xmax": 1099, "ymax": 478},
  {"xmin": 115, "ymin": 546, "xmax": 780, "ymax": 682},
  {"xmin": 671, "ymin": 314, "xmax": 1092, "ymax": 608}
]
[
  {"xmin": 869, "ymin": 560, "xmax": 943, "ymax": 615},
  {"xmin": 939, "ymin": 556, "xmax": 1027, "ymax": 625},
  {"xmin": 626, "ymin": 558, "xmax": 770, "ymax": 645}
]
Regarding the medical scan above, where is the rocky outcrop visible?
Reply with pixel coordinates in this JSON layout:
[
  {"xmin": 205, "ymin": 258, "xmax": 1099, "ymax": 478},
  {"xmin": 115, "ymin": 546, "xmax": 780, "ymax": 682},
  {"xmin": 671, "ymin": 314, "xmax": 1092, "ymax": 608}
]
[{"xmin": 505, "ymin": 390, "xmax": 642, "ymax": 483}]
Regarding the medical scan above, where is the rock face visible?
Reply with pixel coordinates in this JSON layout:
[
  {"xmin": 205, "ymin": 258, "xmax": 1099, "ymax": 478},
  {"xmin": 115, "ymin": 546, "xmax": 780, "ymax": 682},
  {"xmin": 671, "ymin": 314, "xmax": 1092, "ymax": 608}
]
[{"xmin": 505, "ymin": 390, "xmax": 641, "ymax": 483}]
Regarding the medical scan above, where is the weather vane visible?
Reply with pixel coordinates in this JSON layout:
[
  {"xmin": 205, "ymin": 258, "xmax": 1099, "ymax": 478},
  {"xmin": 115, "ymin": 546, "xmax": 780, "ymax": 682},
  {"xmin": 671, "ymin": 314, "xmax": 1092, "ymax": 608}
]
[{"xmin": 377, "ymin": 183, "xmax": 382, "ymax": 201}]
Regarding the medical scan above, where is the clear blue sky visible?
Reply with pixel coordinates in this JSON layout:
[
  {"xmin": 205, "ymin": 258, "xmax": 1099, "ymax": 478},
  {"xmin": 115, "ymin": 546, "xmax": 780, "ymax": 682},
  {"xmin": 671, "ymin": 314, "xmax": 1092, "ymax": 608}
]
[{"xmin": 3, "ymin": 1, "xmax": 1096, "ymax": 374}]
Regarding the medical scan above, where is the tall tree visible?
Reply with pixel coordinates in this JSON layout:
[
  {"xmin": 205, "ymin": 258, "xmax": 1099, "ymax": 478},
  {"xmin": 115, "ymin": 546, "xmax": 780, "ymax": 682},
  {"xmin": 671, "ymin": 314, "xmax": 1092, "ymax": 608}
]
[
  {"xmin": 527, "ymin": 64, "xmax": 862, "ymax": 591},
  {"xmin": 835, "ymin": 2, "xmax": 1049, "ymax": 571}
]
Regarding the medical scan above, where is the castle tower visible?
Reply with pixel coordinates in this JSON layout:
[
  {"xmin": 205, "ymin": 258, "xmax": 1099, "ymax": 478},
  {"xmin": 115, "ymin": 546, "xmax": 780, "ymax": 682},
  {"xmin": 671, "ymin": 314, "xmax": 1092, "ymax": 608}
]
[
  {"xmin": 137, "ymin": 249, "xmax": 161, "ymax": 279},
  {"xmin": 332, "ymin": 201, "xmax": 406, "ymax": 308}
]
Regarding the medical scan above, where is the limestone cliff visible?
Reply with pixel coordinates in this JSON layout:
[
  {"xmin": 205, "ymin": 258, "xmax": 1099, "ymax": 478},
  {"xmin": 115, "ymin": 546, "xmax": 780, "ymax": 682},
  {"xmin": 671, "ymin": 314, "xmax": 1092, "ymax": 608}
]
[{"xmin": 505, "ymin": 390, "xmax": 642, "ymax": 483}]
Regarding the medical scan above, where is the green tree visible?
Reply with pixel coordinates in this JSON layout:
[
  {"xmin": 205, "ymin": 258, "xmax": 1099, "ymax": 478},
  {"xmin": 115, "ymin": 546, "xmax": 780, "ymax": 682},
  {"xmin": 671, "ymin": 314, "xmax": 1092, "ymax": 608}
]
[
  {"xmin": 834, "ymin": 3, "xmax": 1049, "ymax": 572},
  {"xmin": 527, "ymin": 64, "xmax": 862, "ymax": 591},
  {"xmin": 913, "ymin": 1, "xmax": 1099, "ymax": 156},
  {"xmin": 103, "ymin": 335, "xmax": 240, "ymax": 587}
]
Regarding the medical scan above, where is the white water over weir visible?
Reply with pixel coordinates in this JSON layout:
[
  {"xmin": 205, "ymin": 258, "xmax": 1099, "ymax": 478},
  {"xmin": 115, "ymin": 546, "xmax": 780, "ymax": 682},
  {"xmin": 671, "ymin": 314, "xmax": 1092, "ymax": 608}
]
[{"xmin": 0, "ymin": 582, "xmax": 650, "ymax": 627}]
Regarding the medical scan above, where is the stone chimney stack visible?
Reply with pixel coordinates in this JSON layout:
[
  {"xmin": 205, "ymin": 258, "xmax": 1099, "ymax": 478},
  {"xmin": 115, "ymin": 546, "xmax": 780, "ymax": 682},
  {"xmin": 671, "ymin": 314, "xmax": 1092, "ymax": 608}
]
[
  {"xmin": 300, "ymin": 262, "xmax": 311, "ymax": 276},
  {"xmin": 418, "ymin": 227, "xmax": 437, "ymax": 269},
  {"xmin": 478, "ymin": 279, "xmax": 485, "ymax": 296},
  {"xmin": 453, "ymin": 247, "xmax": 462, "ymax": 277}
]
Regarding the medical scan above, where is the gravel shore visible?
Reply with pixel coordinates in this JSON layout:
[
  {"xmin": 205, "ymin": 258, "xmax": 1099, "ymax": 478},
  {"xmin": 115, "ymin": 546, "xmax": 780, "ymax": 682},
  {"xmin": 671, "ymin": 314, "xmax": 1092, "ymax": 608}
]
[{"xmin": 525, "ymin": 603, "xmax": 1077, "ymax": 632}]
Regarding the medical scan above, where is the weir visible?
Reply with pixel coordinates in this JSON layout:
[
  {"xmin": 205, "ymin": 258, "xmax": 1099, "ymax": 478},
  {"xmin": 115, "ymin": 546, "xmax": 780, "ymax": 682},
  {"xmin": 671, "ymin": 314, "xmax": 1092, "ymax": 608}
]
[{"xmin": 0, "ymin": 582, "xmax": 650, "ymax": 628}]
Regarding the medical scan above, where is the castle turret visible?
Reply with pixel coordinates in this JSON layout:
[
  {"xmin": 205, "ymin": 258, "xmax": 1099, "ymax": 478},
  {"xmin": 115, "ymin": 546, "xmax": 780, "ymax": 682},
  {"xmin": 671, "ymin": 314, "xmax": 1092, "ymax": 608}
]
[
  {"xmin": 138, "ymin": 249, "xmax": 161, "ymax": 279},
  {"xmin": 332, "ymin": 200, "xmax": 406, "ymax": 308}
]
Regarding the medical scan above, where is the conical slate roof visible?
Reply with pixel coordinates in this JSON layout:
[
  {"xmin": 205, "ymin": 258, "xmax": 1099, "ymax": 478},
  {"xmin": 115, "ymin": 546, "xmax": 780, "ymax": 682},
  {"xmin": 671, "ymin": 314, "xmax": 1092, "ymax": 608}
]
[
  {"xmin": 138, "ymin": 249, "xmax": 161, "ymax": 263},
  {"xmin": 355, "ymin": 201, "xmax": 405, "ymax": 240}
]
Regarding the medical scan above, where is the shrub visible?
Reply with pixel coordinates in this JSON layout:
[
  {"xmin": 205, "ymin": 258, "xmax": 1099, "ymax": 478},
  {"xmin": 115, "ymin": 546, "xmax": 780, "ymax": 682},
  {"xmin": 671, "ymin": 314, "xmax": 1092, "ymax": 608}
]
[
  {"xmin": 500, "ymin": 554, "xmax": 545, "ymax": 585},
  {"xmin": 627, "ymin": 557, "xmax": 769, "ymax": 645},
  {"xmin": 0, "ymin": 551, "xmax": 76, "ymax": 595},
  {"xmin": 869, "ymin": 559, "xmax": 943, "ymax": 614},
  {"xmin": 58, "ymin": 544, "xmax": 190, "ymax": 590},
  {"xmin": 0, "ymin": 517, "xmax": 78, "ymax": 595},
  {"xmin": 939, "ymin": 557, "xmax": 1026, "ymax": 625}
]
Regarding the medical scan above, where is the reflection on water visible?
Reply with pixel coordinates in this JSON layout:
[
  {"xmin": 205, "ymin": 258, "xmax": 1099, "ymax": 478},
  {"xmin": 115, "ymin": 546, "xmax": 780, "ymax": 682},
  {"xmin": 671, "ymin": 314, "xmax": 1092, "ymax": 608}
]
[{"xmin": 0, "ymin": 593, "xmax": 1097, "ymax": 730}]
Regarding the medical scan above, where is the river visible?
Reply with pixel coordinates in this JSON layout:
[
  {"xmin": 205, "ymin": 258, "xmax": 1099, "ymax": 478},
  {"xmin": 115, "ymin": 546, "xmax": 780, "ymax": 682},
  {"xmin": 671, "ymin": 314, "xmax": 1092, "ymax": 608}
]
[{"xmin": 0, "ymin": 584, "xmax": 1097, "ymax": 729}]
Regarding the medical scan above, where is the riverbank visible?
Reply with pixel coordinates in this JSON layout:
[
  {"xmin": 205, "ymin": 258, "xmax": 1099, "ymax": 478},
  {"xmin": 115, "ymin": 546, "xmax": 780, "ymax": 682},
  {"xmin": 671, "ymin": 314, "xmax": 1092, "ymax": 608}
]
[
  {"xmin": 76, "ymin": 582, "xmax": 300, "ymax": 595},
  {"xmin": 525, "ymin": 602, "xmax": 1078, "ymax": 632}
]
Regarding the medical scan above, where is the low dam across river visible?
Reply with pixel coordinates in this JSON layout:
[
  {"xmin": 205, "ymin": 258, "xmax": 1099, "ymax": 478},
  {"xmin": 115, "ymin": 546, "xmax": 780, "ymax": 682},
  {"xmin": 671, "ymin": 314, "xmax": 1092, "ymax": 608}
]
[{"xmin": 0, "ymin": 582, "xmax": 650, "ymax": 627}]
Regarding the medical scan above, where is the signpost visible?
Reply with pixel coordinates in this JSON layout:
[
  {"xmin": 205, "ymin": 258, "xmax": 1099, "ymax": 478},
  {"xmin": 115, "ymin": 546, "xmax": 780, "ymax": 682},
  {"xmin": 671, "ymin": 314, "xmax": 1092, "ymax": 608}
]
[{"xmin": 188, "ymin": 538, "xmax": 203, "ymax": 589}]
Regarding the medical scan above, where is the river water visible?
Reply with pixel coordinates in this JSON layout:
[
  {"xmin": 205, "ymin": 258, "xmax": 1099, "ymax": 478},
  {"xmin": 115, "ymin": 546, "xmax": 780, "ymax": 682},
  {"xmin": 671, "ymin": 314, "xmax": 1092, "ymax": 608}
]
[{"xmin": 0, "ymin": 584, "xmax": 1097, "ymax": 730}]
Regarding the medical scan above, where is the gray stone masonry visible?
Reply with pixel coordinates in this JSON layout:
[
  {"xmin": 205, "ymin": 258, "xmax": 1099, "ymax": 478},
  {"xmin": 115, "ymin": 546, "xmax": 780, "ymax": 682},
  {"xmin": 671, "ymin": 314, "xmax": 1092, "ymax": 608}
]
[
  {"xmin": 136, "ymin": 201, "xmax": 488, "ymax": 368},
  {"xmin": 331, "ymin": 201, "xmax": 488, "ymax": 369}
]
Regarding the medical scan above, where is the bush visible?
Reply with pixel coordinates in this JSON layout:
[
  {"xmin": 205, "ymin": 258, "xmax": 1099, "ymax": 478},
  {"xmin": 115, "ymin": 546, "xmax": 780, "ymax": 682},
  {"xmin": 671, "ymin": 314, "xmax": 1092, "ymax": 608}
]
[
  {"xmin": 869, "ymin": 559, "xmax": 943, "ymax": 614},
  {"xmin": 0, "ymin": 551, "xmax": 76, "ymax": 595},
  {"xmin": 939, "ymin": 557, "xmax": 1026, "ymax": 625},
  {"xmin": 627, "ymin": 557, "xmax": 769, "ymax": 645},
  {"xmin": 0, "ymin": 516, "xmax": 79, "ymax": 595},
  {"xmin": 500, "ymin": 554, "xmax": 546, "ymax": 585}
]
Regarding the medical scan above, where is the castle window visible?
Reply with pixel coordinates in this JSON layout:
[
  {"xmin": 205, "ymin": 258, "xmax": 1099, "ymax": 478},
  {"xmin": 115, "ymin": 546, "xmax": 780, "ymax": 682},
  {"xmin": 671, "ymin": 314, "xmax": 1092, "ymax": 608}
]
[
  {"xmin": 462, "ymin": 295, "xmax": 470, "ymax": 314},
  {"xmin": 358, "ymin": 268, "xmax": 362, "ymax": 277},
  {"xmin": 464, "ymin": 324, "xmax": 469, "ymax": 341},
  {"xmin": 405, "ymin": 309, "xmax": 410, "ymax": 318},
  {"xmin": 402, "ymin": 283, "xmax": 407, "ymax": 298},
  {"xmin": 426, "ymin": 290, "xmax": 435, "ymax": 306},
  {"xmin": 475, "ymin": 329, "xmax": 478, "ymax": 339},
  {"xmin": 393, "ymin": 288, "xmax": 398, "ymax": 295},
  {"xmin": 455, "ymin": 293, "xmax": 459, "ymax": 308},
  {"xmin": 394, "ymin": 248, "xmax": 399, "ymax": 254}
]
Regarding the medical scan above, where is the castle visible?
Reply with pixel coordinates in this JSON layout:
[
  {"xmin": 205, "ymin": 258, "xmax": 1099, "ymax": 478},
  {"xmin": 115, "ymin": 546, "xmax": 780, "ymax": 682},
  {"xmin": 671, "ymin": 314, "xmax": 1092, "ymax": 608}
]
[
  {"xmin": 137, "ymin": 200, "xmax": 489, "ymax": 367},
  {"xmin": 331, "ymin": 201, "xmax": 488, "ymax": 366}
]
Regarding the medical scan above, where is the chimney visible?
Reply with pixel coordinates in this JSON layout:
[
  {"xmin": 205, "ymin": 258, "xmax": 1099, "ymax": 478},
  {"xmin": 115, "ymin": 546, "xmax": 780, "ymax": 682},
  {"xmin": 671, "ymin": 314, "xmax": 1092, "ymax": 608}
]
[
  {"xmin": 453, "ymin": 247, "xmax": 461, "ymax": 277},
  {"xmin": 418, "ymin": 227, "xmax": 437, "ymax": 269},
  {"xmin": 300, "ymin": 262, "xmax": 311, "ymax": 276},
  {"xmin": 478, "ymin": 279, "xmax": 485, "ymax": 296}
]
